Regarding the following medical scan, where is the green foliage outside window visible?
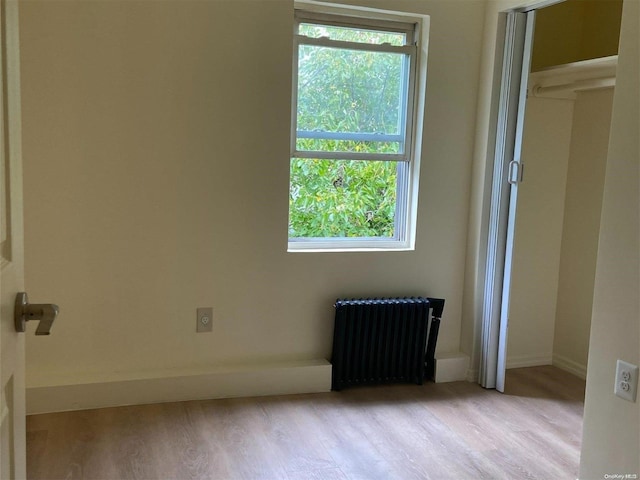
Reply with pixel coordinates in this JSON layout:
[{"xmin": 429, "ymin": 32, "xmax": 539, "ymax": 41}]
[
  {"xmin": 289, "ymin": 22, "xmax": 409, "ymax": 239},
  {"xmin": 289, "ymin": 159, "xmax": 397, "ymax": 238}
]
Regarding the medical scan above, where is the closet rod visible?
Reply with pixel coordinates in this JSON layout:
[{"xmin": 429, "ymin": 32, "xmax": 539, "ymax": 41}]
[{"xmin": 531, "ymin": 76, "xmax": 616, "ymax": 98}]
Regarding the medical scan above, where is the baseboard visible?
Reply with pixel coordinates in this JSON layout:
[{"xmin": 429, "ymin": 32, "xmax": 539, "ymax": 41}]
[
  {"xmin": 506, "ymin": 353, "xmax": 552, "ymax": 369},
  {"xmin": 434, "ymin": 352, "xmax": 470, "ymax": 383},
  {"xmin": 26, "ymin": 360, "xmax": 332, "ymax": 414},
  {"xmin": 552, "ymin": 354, "xmax": 587, "ymax": 379}
]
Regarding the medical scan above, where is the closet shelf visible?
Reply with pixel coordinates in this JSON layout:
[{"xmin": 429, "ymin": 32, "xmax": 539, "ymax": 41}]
[{"xmin": 529, "ymin": 55, "xmax": 617, "ymax": 99}]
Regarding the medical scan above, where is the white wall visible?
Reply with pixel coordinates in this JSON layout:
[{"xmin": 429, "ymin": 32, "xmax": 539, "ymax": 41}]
[
  {"xmin": 580, "ymin": 0, "xmax": 639, "ymax": 476},
  {"xmin": 553, "ymin": 88, "xmax": 613, "ymax": 377},
  {"xmin": 19, "ymin": 0, "xmax": 486, "ymax": 407},
  {"xmin": 506, "ymin": 96, "xmax": 573, "ymax": 369}
]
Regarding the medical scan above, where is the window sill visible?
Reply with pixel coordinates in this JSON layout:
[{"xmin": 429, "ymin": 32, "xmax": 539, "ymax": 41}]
[{"xmin": 287, "ymin": 239, "xmax": 414, "ymax": 253}]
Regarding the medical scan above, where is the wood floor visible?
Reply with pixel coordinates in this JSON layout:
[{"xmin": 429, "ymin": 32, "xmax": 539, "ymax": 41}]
[{"xmin": 26, "ymin": 366, "xmax": 586, "ymax": 480}]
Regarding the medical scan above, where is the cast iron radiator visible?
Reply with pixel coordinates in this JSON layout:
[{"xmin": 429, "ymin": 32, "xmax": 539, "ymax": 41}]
[{"xmin": 331, "ymin": 297, "xmax": 445, "ymax": 391}]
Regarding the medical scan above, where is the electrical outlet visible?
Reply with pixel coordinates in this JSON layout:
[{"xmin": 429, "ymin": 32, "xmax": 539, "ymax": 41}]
[
  {"xmin": 614, "ymin": 359, "xmax": 638, "ymax": 402},
  {"xmin": 196, "ymin": 307, "xmax": 213, "ymax": 333}
]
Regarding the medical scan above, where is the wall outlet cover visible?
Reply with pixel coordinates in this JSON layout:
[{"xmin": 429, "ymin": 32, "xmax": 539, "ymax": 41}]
[
  {"xmin": 614, "ymin": 359, "xmax": 638, "ymax": 402},
  {"xmin": 196, "ymin": 307, "xmax": 213, "ymax": 333}
]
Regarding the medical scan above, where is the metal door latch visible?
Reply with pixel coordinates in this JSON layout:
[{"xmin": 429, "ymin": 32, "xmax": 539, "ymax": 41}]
[{"xmin": 14, "ymin": 292, "xmax": 59, "ymax": 335}]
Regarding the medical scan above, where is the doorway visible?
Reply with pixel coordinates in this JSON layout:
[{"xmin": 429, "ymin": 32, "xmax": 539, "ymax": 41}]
[
  {"xmin": 480, "ymin": 0, "xmax": 623, "ymax": 391},
  {"xmin": 507, "ymin": 78, "xmax": 616, "ymax": 379}
]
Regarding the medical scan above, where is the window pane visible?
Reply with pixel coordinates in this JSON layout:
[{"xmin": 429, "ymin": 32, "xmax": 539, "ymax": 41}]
[
  {"xmin": 289, "ymin": 158, "xmax": 398, "ymax": 238},
  {"xmin": 296, "ymin": 44, "xmax": 407, "ymax": 154},
  {"xmin": 299, "ymin": 23, "xmax": 406, "ymax": 46}
]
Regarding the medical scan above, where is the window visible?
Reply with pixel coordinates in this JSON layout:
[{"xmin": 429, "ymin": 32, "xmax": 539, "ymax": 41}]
[{"xmin": 288, "ymin": 5, "xmax": 428, "ymax": 251}]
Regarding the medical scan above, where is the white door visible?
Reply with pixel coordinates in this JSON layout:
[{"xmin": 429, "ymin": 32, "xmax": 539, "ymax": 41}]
[
  {"xmin": 495, "ymin": 12, "xmax": 535, "ymax": 392},
  {"xmin": 479, "ymin": 10, "xmax": 535, "ymax": 392},
  {"xmin": 1, "ymin": 0, "xmax": 26, "ymax": 478}
]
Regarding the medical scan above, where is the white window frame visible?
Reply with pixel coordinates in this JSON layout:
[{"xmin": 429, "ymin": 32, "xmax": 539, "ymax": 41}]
[{"xmin": 288, "ymin": 1, "xmax": 429, "ymax": 252}]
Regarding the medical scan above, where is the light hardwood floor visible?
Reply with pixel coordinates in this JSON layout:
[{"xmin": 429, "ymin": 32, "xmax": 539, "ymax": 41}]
[{"xmin": 26, "ymin": 366, "xmax": 586, "ymax": 480}]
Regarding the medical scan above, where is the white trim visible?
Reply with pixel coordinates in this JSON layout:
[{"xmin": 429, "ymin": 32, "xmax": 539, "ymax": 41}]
[
  {"xmin": 288, "ymin": 238, "xmax": 412, "ymax": 252},
  {"xmin": 514, "ymin": 0, "xmax": 564, "ymax": 13},
  {"xmin": 434, "ymin": 352, "xmax": 470, "ymax": 383},
  {"xmin": 506, "ymin": 353, "xmax": 552, "ymax": 369},
  {"xmin": 26, "ymin": 360, "xmax": 332, "ymax": 414},
  {"xmin": 552, "ymin": 354, "xmax": 587, "ymax": 379}
]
